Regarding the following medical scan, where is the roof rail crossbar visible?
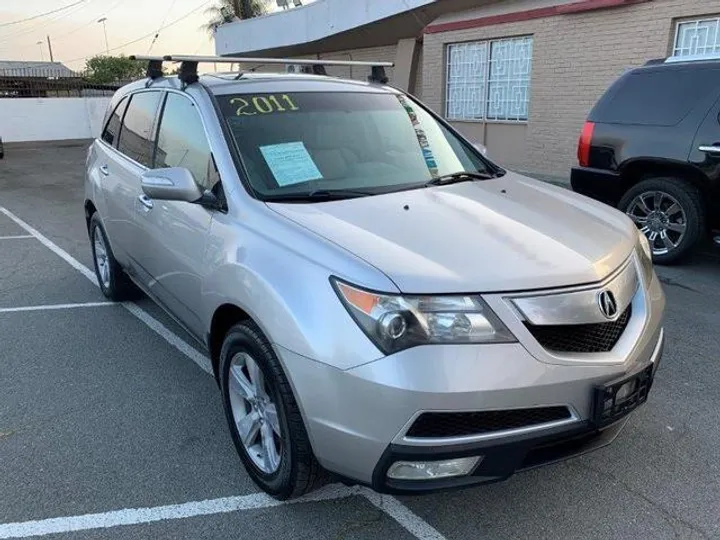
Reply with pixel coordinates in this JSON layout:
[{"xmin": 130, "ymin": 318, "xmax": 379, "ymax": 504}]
[
  {"xmin": 160, "ymin": 54, "xmax": 393, "ymax": 68},
  {"xmin": 129, "ymin": 54, "xmax": 394, "ymax": 84}
]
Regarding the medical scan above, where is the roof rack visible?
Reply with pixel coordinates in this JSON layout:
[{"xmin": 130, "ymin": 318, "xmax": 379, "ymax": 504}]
[{"xmin": 129, "ymin": 54, "xmax": 394, "ymax": 85}]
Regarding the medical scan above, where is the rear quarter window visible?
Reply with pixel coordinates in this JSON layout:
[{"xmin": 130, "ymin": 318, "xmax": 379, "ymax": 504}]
[{"xmin": 589, "ymin": 67, "xmax": 720, "ymax": 126}]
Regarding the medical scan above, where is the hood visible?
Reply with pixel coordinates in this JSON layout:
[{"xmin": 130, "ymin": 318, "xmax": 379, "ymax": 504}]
[{"xmin": 268, "ymin": 172, "xmax": 637, "ymax": 293}]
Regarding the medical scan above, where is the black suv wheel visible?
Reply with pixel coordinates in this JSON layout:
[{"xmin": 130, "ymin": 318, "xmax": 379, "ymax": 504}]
[{"xmin": 619, "ymin": 176, "xmax": 705, "ymax": 264}]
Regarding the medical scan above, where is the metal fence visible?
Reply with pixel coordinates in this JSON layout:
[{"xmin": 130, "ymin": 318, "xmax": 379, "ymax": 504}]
[{"xmin": 0, "ymin": 68, "xmax": 122, "ymax": 98}]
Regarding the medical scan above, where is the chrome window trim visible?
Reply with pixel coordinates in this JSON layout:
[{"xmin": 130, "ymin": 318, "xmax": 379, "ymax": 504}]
[{"xmin": 395, "ymin": 406, "xmax": 580, "ymax": 447}]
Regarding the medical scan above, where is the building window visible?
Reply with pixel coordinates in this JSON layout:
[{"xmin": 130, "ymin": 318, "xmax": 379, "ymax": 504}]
[
  {"xmin": 673, "ymin": 17, "xmax": 720, "ymax": 59},
  {"xmin": 446, "ymin": 36, "xmax": 533, "ymax": 122}
]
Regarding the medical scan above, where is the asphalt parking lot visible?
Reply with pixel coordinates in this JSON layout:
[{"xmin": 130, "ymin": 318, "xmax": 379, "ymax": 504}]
[{"xmin": 1, "ymin": 142, "xmax": 719, "ymax": 540}]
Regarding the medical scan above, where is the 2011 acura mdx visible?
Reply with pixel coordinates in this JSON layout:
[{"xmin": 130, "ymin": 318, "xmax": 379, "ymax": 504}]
[{"xmin": 84, "ymin": 55, "xmax": 665, "ymax": 499}]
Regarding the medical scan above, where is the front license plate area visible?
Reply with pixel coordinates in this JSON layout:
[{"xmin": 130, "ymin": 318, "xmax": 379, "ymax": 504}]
[{"xmin": 592, "ymin": 364, "xmax": 654, "ymax": 428}]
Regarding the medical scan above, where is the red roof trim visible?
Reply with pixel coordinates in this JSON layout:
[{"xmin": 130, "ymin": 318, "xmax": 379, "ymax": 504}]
[{"xmin": 424, "ymin": 0, "xmax": 652, "ymax": 34}]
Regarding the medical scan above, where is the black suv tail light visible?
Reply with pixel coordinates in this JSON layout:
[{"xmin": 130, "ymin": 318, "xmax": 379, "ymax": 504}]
[{"xmin": 577, "ymin": 121, "xmax": 595, "ymax": 167}]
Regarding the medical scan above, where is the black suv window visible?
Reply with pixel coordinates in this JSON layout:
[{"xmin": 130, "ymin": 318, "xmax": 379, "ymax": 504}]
[
  {"xmin": 101, "ymin": 97, "xmax": 129, "ymax": 147},
  {"xmin": 590, "ymin": 67, "xmax": 719, "ymax": 127},
  {"xmin": 117, "ymin": 91, "xmax": 162, "ymax": 167},
  {"xmin": 155, "ymin": 93, "xmax": 217, "ymax": 191}
]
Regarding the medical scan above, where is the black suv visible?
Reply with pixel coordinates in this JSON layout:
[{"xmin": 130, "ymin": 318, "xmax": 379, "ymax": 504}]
[{"xmin": 571, "ymin": 57, "xmax": 720, "ymax": 264}]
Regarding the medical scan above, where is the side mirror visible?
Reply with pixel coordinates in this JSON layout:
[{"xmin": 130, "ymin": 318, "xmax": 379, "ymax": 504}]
[
  {"xmin": 141, "ymin": 167, "xmax": 202, "ymax": 203},
  {"xmin": 473, "ymin": 142, "xmax": 488, "ymax": 156}
]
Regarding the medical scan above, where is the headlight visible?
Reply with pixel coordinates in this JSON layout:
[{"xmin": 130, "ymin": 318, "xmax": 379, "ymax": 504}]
[
  {"xmin": 331, "ymin": 278, "xmax": 516, "ymax": 354},
  {"xmin": 636, "ymin": 231, "xmax": 654, "ymax": 285}
]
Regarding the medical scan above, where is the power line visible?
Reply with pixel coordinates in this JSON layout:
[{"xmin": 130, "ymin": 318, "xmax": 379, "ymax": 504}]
[
  {"xmin": 0, "ymin": 1, "xmax": 91, "ymax": 43},
  {"xmin": 0, "ymin": 0, "xmax": 86, "ymax": 28},
  {"xmin": 63, "ymin": 0, "xmax": 212, "ymax": 65},
  {"xmin": 51, "ymin": 0, "xmax": 123, "ymax": 42},
  {"xmin": 147, "ymin": 0, "xmax": 179, "ymax": 54}
]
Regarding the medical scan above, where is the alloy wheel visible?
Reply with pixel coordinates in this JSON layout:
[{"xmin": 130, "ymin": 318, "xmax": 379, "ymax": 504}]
[
  {"xmin": 228, "ymin": 352, "xmax": 282, "ymax": 474},
  {"xmin": 626, "ymin": 190, "xmax": 687, "ymax": 256},
  {"xmin": 93, "ymin": 230, "xmax": 111, "ymax": 289}
]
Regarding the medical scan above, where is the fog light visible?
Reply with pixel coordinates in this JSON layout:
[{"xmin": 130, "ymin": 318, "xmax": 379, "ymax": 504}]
[
  {"xmin": 387, "ymin": 456, "xmax": 481, "ymax": 481},
  {"xmin": 615, "ymin": 380, "xmax": 636, "ymax": 402}
]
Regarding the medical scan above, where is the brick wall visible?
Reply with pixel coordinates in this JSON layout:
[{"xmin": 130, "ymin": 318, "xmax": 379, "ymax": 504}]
[{"xmin": 422, "ymin": 0, "xmax": 720, "ymax": 177}]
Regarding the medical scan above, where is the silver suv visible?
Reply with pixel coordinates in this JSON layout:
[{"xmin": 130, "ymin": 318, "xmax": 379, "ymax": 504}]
[{"xmin": 85, "ymin": 57, "xmax": 665, "ymax": 500}]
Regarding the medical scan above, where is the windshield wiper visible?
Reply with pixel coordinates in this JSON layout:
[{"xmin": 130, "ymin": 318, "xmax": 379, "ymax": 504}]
[
  {"xmin": 264, "ymin": 189, "xmax": 375, "ymax": 203},
  {"xmin": 425, "ymin": 171, "xmax": 498, "ymax": 187}
]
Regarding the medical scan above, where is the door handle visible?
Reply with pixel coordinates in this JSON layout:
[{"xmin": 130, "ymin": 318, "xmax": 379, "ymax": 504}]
[
  {"xmin": 99, "ymin": 164, "xmax": 110, "ymax": 176},
  {"xmin": 698, "ymin": 145, "xmax": 720, "ymax": 154},
  {"xmin": 137, "ymin": 194, "xmax": 154, "ymax": 210}
]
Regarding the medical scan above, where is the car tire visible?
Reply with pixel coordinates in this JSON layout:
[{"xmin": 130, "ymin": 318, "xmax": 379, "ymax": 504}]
[
  {"xmin": 219, "ymin": 321, "xmax": 325, "ymax": 500},
  {"xmin": 89, "ymin": 213, "xmax": 136, "ymax": 301},
  {"xmin": 618, "ymin": 176, "xmax": 705, "ymax": 265}
]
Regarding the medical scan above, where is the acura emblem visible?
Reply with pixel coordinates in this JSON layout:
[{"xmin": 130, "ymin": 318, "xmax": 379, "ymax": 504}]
[{"xmin": 598, "ymin": 290, "xmax": 618, "ymax": 319}]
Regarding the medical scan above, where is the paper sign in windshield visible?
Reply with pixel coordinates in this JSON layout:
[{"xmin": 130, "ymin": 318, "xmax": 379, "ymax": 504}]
[{"xmin": 260, "ymin": 142, "xmax": 323, "ymax": 186}]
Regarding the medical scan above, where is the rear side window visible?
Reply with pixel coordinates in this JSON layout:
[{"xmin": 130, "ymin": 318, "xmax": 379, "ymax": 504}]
[
  {"xmin": 155, "ymin": 93, "xmax": 217, "ymax": 191},
  {"xmin": 117, "ymin": 92, "xmax": 162, "ymax": 167},
  {"xmin": 590, "ymin": 67, "xmax": 718, "ymax": 126},
  {"xmin": 101, "ymin": 97, "xmax": 128, "ymax": 146}
]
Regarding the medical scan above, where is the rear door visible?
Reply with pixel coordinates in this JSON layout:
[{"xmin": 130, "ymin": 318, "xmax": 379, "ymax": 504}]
[
  {"xmin": 689, "ymin": 90, "xmax": 720, "ymax": 207},
  {"xmin": 132, "ymin": 91, "xmax": 218, "ymax": 338},
  {"xmin": 94, "ymin": 96, "xmax": 129, "ymax": 262},
  {"xmin": 108, "ymin": 90, "xmax": 163, "ymax": 271}
]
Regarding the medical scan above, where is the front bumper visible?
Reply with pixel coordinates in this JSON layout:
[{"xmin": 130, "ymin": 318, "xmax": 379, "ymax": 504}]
[
  {"xmin": 275, "ymin": 273, "xmax": 665, "ymax": 492},
  {"xmin": 374, "ymin": 416, "xmax": 628, "ymax": 494}
]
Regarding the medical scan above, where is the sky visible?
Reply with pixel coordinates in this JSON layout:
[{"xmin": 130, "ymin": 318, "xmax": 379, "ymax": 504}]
[{"xmin": 0, "ymin": 0, "xmax": 303, "ymax": 71}]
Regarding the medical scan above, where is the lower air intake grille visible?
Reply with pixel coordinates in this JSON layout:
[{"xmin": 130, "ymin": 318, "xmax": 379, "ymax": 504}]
[
  {"xmin": 406, "ymin": 407, "xmax": 572, "ymax": 438},
  {"xmin": 524, "ymin": 305, "xmax": 631, "ymax": 353}
]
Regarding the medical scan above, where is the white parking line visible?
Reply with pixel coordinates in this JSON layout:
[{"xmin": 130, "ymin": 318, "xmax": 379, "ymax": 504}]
[
  {"xmin": 361, "ymin": 489, "xmax": 447, "ymax": 540},
  {"xmin": 0, "ymin": 208, "xmax": 97, "ymax": 282},
  {"xmin": 0, "ymin": 206, "xmax": 448, "ymax": 540},
  {"xmin": 0, "ymin": 302, "xmax": 115, "ymax": 314},
  {"xmin": 0, "ymin": 486, "xmax": 447, "ymax": 540},
  {"xmin": 0, "ymin": 235, "xmax": 34, "ymax": 240},
  {"xmin": 0, "ymin": 206, "xmax": 210, "ymax": 374},
  {"xmin": 122, "ymin": 301, "xmax": 213, "ymax": 374},
  {"xmin": 0, "ymin": 484, "xmax": 356, "ymax": 539}
]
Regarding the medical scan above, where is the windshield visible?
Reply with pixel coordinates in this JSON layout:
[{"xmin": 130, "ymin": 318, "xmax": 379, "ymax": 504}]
[{"xmin": 217, "ymin": 91, "xmax": 494, "ymax": 200}]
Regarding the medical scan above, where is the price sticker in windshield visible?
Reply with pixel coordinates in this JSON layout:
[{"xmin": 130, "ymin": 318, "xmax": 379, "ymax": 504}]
[{"xmin": 230, "ymin": 94, "xmax": 300, "ymax": 116}]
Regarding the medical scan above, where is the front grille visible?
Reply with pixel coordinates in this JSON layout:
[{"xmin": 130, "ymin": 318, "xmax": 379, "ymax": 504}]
[
  {"xmin": 524, "ymin": 305, "xmax": 631, "ymax": 353},
  {"xmin": 406, "ymin": 407, "xmax": 572, "ymax": 438}
]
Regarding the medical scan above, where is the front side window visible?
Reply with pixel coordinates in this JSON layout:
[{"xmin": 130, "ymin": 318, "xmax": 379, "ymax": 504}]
[
  {"xmin": 673, "ymin": 17, "xmax": 720, "ymax": 59},
  {"xmin": 217, "ymin": 91, "xmax": 491, "ymax": 200},
  {"xmin": 101, "ymin": 96, "xmax": 128, "ymax": 147},
  {"xmin": 117, "ymin": 91, "xmax": 162, "ymax": 167},
  {"xmin": 446, "ymin": 36, "xmax": 533, "ymax": 122},
  {"xmin": 155, "ymin": 93, "xmax": 216, "ymax": 191}
]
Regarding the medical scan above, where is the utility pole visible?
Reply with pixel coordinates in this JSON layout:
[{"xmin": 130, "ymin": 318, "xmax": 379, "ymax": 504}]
[
  {"xmin": 36, "ymin": 41, "xmax": 44, "ymax": 61},
  {"xmin": 46, "ymin": 35, "xmax": 54, "ymax": 62},
  {"xmin": 97, "ymin": 17, "xmax": 109, "ymax": 54}
]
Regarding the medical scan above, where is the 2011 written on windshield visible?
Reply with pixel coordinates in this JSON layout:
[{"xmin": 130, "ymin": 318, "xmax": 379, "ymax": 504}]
[{"xmin": 230, "ymin": 95, "xmax": 300, "ymax": 116}]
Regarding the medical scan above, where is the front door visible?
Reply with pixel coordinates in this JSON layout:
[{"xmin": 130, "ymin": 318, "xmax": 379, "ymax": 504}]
[{"xmin": 132, "ymin": 92, "xmax": 218, "ymax": 339}]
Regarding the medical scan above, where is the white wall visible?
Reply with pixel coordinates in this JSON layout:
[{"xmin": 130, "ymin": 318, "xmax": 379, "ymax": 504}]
[
  {"xmin": 0, "ymin": 97, "xmax": 111, "ymax": 142},
  {"xmin": 215, "ymin": 0, "xmax": 435, "ymax": 55}
]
